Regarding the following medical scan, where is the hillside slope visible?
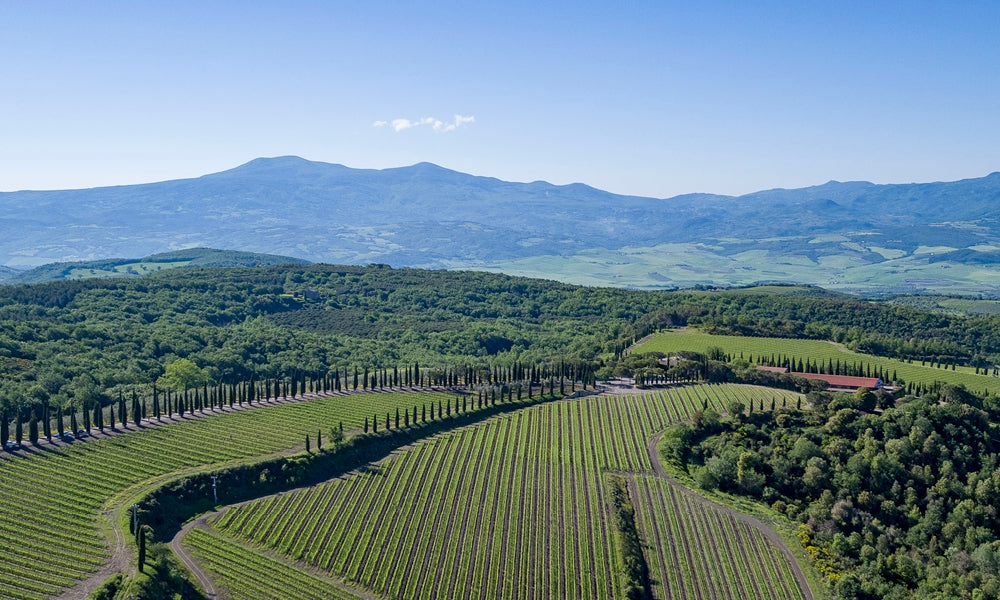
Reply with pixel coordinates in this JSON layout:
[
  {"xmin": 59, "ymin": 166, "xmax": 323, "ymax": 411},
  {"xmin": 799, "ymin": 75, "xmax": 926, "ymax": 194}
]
[{"xmin": 3, "ymin": 157, "xmax": 1000, "ymax": 293}]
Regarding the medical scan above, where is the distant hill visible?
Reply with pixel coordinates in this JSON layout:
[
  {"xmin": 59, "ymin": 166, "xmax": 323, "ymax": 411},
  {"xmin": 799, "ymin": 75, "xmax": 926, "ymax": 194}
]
[
  {"xmin": 4, "ymin": 248, "xmax": 310, "ymax": 284},
  {"xmin": 2, "ymin": 156, "xmax": 1000, "ymax": 294}
]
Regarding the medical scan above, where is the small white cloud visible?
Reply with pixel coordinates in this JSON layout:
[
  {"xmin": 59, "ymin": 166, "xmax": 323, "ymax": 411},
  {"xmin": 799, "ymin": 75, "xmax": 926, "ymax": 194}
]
[
  {"xmin": 435, "ymin": 114, "xmax": 475, "ymax": 132},
  {"xmin": 391, "ymin": 118, "xmax": 416, "ymax": 131},
  {"xmin": 376, "ymin": 114, "xmax": 475, "ymax": 133}
]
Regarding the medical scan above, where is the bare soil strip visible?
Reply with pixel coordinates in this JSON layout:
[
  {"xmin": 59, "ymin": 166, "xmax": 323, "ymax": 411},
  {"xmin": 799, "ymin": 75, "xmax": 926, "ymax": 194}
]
[{"xmin": 172, "ymin": 516, "xmax": 219, "ymax": 599}]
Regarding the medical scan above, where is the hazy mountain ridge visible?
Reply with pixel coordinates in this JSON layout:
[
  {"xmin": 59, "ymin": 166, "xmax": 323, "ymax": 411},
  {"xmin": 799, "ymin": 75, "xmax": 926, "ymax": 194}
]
[
  {"xmin": 2, "ymin": 248, "xmax": 310, "ymax": 284},
  {"xmin": 2, "ymin": 157, "xmax": 1000, "ymax": 293}
]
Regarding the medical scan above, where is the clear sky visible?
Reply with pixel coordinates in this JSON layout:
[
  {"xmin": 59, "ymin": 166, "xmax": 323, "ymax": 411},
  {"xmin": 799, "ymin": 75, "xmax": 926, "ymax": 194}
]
[{"xmin": 2, "ymin": 1, "xmax": 998, "ymax": 197}]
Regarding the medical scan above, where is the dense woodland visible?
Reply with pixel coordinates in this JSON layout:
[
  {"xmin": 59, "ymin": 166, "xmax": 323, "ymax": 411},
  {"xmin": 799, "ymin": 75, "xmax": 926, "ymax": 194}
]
[
  {"xmin": 664, "ymin": 368, "xmax": 1000, "ymax": 599},
  {"xmin": 2, "ymin": 264, "xmax": 1000, "ymax": 437}
]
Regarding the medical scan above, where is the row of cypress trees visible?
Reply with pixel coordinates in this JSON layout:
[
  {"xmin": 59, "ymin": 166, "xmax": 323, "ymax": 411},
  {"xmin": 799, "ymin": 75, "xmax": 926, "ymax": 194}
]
[{"xmin": 2, "ymin": 360, "xmax": 597, "ymax": 449}]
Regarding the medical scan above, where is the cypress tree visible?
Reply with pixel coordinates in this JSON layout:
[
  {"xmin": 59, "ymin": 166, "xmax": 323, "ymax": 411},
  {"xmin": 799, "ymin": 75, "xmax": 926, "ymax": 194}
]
[
  {"xmin": 364, "ymin": 416, "xmax": 369, "ymax": 434},
  {"xmin": 395, "ymin": 408, "xmax": 400, "ymax": 429},
  {"xmin": 422, "ymin": 404, "xmax": 427, "ymax": 422},
  {"xmin": 1, "ymin": 407, "xmax": 8, "ymax": 446},
  {"xmin": 373, "ymin": 415, "xmax": 378, "ymax": 433},
  {"xmin": 15, "ymin": 413, "xmax": 23, "ymax": 444},
  {"xmin": 43, "ymin": 401, "xmax": 51, "ymax": 441},
  {"xmin": 138, "ymin": 526, "xmax": 147, "ymax": 572},
  {"xmin": 109, "ymin": 403, "xmax": 115, "ymax": 430},
  {"xmin": 305, "ymin": 434, "xmax": 311, "ymax": 453},
  {"xmin": 95, "ymin": 401, "xmax": 103, "ymax": 432},
  {"xmin": 28, "ymin": 407, "xmax": 39, "ymax": 443},
  {"xmin": 317, "ymin": 429, "xmax": 322, "ymax": 450},
  {"xmin": 385, "ymin": 412, "xmax": 390, "ymax": 430},
  {"xmin": 71, "ymin": 410, "xmax": 79, "ymax": 435}
]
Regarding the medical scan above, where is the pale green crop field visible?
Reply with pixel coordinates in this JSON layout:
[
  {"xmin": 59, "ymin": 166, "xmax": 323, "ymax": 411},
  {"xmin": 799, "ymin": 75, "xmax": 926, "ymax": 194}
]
[{"xmin": 635, "ymin": 329, "xmax": 999, "ymax": 396}]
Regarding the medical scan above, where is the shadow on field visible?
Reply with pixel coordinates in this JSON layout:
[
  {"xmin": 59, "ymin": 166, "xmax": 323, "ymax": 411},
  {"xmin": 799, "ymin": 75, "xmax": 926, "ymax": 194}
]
[{"xmin": 138, "ymin": 392, "xmax": 560, "ymax": 543}]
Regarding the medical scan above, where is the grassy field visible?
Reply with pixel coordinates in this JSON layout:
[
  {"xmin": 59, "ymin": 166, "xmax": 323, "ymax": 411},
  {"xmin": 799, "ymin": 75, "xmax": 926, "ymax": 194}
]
[
  {"xmin": 635, "ymin": 328, "xmax": 1000, "ymax": 396},
  {"xmin": 0, "ymin": 390, "xmax": 454, "ymax": 600},
  {"xmin": 205, "ymin": 385, "xmax": 809, "ymax": 600}
]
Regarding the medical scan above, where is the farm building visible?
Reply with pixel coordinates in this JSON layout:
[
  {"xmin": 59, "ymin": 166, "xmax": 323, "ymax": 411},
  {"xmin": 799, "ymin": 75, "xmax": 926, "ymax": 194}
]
[
  {"xmin": 789, "ymin": 372, "xmax": 883, "ymax": 391},
  {"xmin": 755, "ymin": 365, "xmax": 883, "ymax": 391}
]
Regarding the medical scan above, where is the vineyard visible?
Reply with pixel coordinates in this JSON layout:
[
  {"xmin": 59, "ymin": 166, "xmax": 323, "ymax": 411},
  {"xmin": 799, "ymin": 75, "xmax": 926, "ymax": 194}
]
[
  {"xmin": 203, "ymin": 384, "xmax": 808, "ymax": 600},
  {"xmin": 636, "ymin": 328, "xmax": 999, "ymax": 395},
  {"xmin": 0, "ymin": 389, "xmax": 454, "ymax": 600},
  {"xmin": 184, "ymin": 528, "xmax": 365, "ymax": 600},
  {"xmin": 633, "ymin": 476, "xmax": 806, "ymax": 600}
]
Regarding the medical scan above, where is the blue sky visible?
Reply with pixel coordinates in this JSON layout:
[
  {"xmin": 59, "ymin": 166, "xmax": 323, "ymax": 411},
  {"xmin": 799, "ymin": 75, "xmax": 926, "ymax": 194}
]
[{"xmin": 2, "ymin": 1, "xmax": 998, "ymax": 197}]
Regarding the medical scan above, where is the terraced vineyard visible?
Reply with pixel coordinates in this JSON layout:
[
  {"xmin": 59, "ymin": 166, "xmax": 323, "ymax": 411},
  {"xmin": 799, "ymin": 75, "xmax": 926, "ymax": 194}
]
[
  {"xmin": 206, "ymin": 384, "xmax": 808, "ymax": 600},
  {"xmin": 637, "ymin": 328, "xmax": 999, "ymax": 395},
  {"xmin": 0, "ymin": 390, "xmax": 454, "ymax": 600}
]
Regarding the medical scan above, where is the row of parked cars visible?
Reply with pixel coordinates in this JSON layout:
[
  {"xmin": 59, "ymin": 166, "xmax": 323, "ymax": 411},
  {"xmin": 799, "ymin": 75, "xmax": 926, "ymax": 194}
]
[{"xmin": 4, "ymin": 430, "xmax": 90, "ymax": 451}]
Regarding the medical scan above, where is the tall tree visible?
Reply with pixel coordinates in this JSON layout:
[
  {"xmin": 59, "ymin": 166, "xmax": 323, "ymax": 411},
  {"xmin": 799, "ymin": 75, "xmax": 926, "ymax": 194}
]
[
  {"xmin": 137, "ymin": 526, "xmax": 147, "ymax": 572},
  {"xmin": 1, "ymin": 405, "xmax": 8, "ymax": 446},
  {"xmin": 157, "ymin": 358, "xmax": 210, "ymax": 392}
]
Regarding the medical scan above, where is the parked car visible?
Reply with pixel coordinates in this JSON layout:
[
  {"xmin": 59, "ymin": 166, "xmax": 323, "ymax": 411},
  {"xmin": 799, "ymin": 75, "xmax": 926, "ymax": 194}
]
[
  {"xmin": 4, "ymin": 440, "xmax": 21, "ymax": 451},
  {"xmin": 59, "ymin": 431, "xmax": 74, "ymax": 441},
  {"xmin": 75, "ymin": 430, "xmax": 89, "ymax": 438}
]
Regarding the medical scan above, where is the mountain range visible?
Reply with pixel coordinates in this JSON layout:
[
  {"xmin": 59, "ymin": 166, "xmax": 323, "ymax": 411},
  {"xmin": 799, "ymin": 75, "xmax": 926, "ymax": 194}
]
[{"xmin": 2, "ymin": 156, "xmax": 1000, "ymax": 295}]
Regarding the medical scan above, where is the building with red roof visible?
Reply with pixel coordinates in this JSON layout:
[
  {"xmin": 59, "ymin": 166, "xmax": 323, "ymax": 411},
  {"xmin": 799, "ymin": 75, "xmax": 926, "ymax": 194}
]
[{"xmin": 790, "ymin": 372, "xmax": 882, "ymax": 391}]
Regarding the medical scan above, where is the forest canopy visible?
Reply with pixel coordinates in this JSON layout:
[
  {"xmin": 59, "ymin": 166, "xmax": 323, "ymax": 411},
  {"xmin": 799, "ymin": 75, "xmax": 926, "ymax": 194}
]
[{"xmin": 1, "ymin": 264, "xmax": 1000, "ymax": 421}]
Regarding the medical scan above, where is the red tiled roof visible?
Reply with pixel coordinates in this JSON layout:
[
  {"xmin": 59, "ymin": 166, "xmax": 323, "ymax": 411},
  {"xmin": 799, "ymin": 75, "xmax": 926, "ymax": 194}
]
[
  {"xmin": 790, "ymin": 373, "xmax": 882, "ymax": 388},
  {"xmin": 755, "ymin": 365, "xmax": 789, "ymax": 373}
]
